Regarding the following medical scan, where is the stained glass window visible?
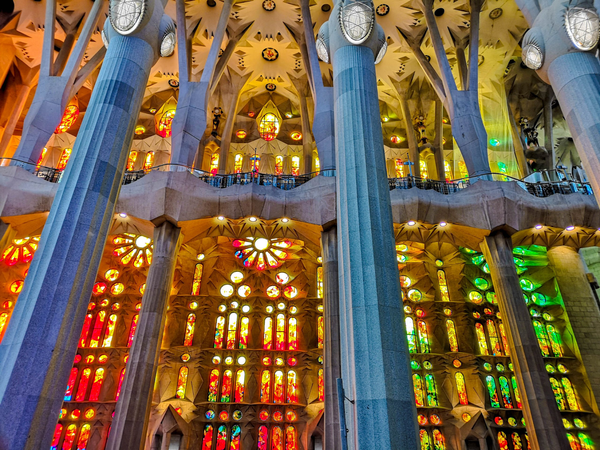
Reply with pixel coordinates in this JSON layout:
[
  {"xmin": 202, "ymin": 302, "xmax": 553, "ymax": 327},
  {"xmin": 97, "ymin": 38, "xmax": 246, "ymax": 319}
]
[
  {"xmin": 176, "ymin": 366, "xmax": 188, "ymax": 399},
  {"xmin": 486, "ymin": 319, "xmax": 503, "ymax": 356},
  {"xmin": 261, "ymin": 370, "xmax": 271, "ymax": 402},
  {"xmin": 433, "ymin": 429, "xmax": 446, "ymax": 450},
  {"xmin": 272, "ymin": 426, "xmax": 284, "ymax": 450},
  {"xmin": 417, "ymin": 320, "xmax": 430, "ymax": 353},
  {"xmin": 36, "ymin": 146, "xmax": 48, "ymax": 170},
  {"xmin": 184, "ymin": 313, "xmax": 196, "ymax": 346},
  {"xmin": 533, "ymin": 320, "xmax": 551, "ymax": 357},
  {"xmin": 115, "ymin": 368, "xmax": 126, "ymax": 401},
  {"xmin": 499, "ymin": 376, "xmax": 513, "ymax": 408},
  {"xmin": 318, "ymin": 368, "xmax": 324, "ymax": 401},
  {"xmin": 498, "ymin": 323, "xmax": 510, "ymax": 356},
  {"xmin": 286, "ymin": 426, "xmax": 297, "ymax": 450},
  {"xmin": 498, "ymin": 431, "xmax": 509, "ymax": 450},
  {"xmin": 287, "ymin": 371, "xmax": 298, "ymax": 403},
  {"xmin": 143, "ymin": 151, "xmax": 155, "ymax": 172},
  {"xmin": 549, "ymin": 377, "xmax": 566, "ymax": 410},
  {"xmin": 578, "ymin": 433, "xmax": 594, "ymax": 450},
  {"xmin": 318, "ymin": 316, "xmax": 324, "ymax": 349},
  {"xmin": 210, "ymin": 153, "xmax": 220, "ymax": 175},
  {"xmin": 413, "ymin": 374, "xmax": 425, "ymax": 407},
  {"xmin": 227, "ymin": 313, "xmax": 238, "ymax": 349},
  {"xmin": 395, "ymin": 159, "xmax": 405, "ymax": 177},
  {"xmin": 258, "ymin": 425, "xmax": 268, "ymax": 450},
  {"xmin": 75, "ymin": 368, "xmax": 92, "ymax": 401},
  {"xmin": 216, "ymin": 425, "xmax": 227, "ymax": 450},
  {"xmin": 276, "ymin": 314, "xmax": 286, "ymax": 350},
  {"xmin": 234, "ymin": 154, "xmax": 243, "ymax": 173},
  {"xmin": 79, "ymin": 314, "xmax": 92, "ymax": 347},
  {"xmin": 475, "ymin": 323, "xmax": 489, "ymax": 355},
  {"xmin": 562, "ymin": 377, "xmax": 580, "ymax": 410},
  {"xmin": 446, "ymin": 319, "xmax": 458, "ymax": 352},
  {"xmin": 291, "ymin": 156, "xmax": 300, "ymax": 176},
  {"xmin": 437, "ymin": 270, "xmax": 450, "ymax": 301},
  {"xmin": 567, "ymin": 433, "xmax": 582, "ymax": 450},
  {"xmin": 485, "ymin": 375, "xmax": 501, "ymax": 408},
  {"xmin": 455, "ymin": 372, "xmax": 468, "ymax": 405},
  {"xmin": 235, "ymin": 370, "xmax": 245, "ymax": 402},
  {"xmin": 239, "ymin": 317, "xmax": 249, "ymax": 349},
  {"xmin": 89, "ymin": 367, "xmax": 105, "ymax": 401},
  {"xmin": 56, "ymin": 148, "xmax": 72, "ymax": 171},
  {"xmin": 274, "ymin": 370, "xmax": 285, "ymax": 403},
  {"xmin": 50, "ymin": 423, "xmax": 62, "ymax": 450},
  {"xmin": 546, "ymin": 324, "xmax": 563, "ymax": 357},
  {"xmin": 65, "ymin": 367, "xmax": 78, "ymax": 401},
  {"xmin": 512, "ymin": 432, "xmax": 523, "ymax": 450},
  {"xmin": 264, "ymin": 317, "xmax": 273, "ymax": 349},
  {"xmin": 425, "ymin": 373, "xmax": 438, "ymax": 406},
  {"xmin": 511, "ymin": 376, "xmax": 523, "ymax": 408},
  {"xmin": 126, "ymin": 151, "xmax": 138, "ymax": 171},
  {"xmin": 76, "ymin": 423, "xmax": 91, "ymax": 449},
  {"xmin": 208, "ymin": 369, "xmax": 220, "ymax": 402},
  {"xmin": 63, "ymin": 424, "xmax": 77, "ymax": 450},
  {"xmin": 407, "ymin": 317, "xmax": 418, "ymax": 353},
  {"xmin": 288, "ymin": 318, "xmax": 298, "ymax": 350},
  {"xmin": 191, "ymin": 263, "xmax": 203, "ymax": 295},
  {"xmin": 420, "ymin": 429, "xmax": 432, "ymax": 449},
  {"xmin": 202, "ymin": 424, "xmax": 214, "ymax": 450},
  {"xmin": 420, "ymin": 160, "xmax": 429, "ymax": 179},
  {"xmin": 128, "ymin": 314, "xmax": 138, "ymax": 347},
  {"xmin": 89, "ymin": 311, "xmax": 107, "ymax": 348},
  {"xmin": 215, "ymin": 316, "xmax": 226, "ymax": 348},
  {"xmin": 102, "ymin": 314, "xmax": 117, "ymax": 347},
  {"xmin": 275, "ymin": 155, "xmax": 284, "ymax": 175},
  {"xmin": 259, "ymin": 113, "xmax": 280, "ymax": 141},
  {"xmin": 317, "ymin": 267, "xmax": 323, "ymax": 299},
  {"xmin": 221, "ymin": 369, "xmax": 233, "ymax": 402}
]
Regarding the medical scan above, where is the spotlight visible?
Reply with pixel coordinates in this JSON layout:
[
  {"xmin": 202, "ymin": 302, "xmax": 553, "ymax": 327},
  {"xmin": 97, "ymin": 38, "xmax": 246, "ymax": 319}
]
[
  {"xmin": 249, "ymin": 217, "xmax": 258, "ymax": 222},
  {"xmin": 534, "ymin": 224, "xmax": 543, "ymax": 230},
  {"xmin": 565, "ymin": 225, "xmax": 575, "ymax": 231},
  {"xmin": 217, "ymin": 216, "xmax": 225, "ymax": 221},
  {"xmin": 407, "ymin": 220, "xmax": 416, "ymax": 226},
  {"xmin": 119, "ymin": 213, "xmax": 127, "ymax": 218},
  {"xmin": 439, "ymin": 221, "xmax": 447, "ymax": 227},
  {"xmin": 281, "ymin": 218, "xmax": 289, "ymax": 223}
]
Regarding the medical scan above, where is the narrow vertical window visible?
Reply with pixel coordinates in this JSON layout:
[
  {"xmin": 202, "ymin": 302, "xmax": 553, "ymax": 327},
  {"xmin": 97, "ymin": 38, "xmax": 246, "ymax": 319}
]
[
  {"xmin": 288, "ymin": 318, "xmax": 298, "ymax": 350},
  {"xmin": 227, "ymin": 313, "xmax": 238, "ymax": 349},
  {"xmin": 420, "ymin": 159, "xmax": 429, "ymax": 179},
  {"xmin": 274, "ymin": 370, "xmax": 285, "ymax": 403},
  {"xmin": 126, "ymin": 150, "xmax": 138, "ymax": 171},
  {"xmin": 420, "ymin": 429, "xmax": 432, "ymax": 449},
  {"xmin": 184, "ymin": 313, "xmax": 196, "ymax": 346},
  {"xmin": 143, "ymin": 151, "xmax": 154, "ymax": 171},
  {"xmin": 455, "ymin": 372, "xmax": 468, "ymax": 405},
  {"xmin": 89, "ymin": 311, "xmax": 106, "ymax": 348},
  {"xmin": 260, "ymin": 370, "xmax": 271, "ymax": 403},
  {"xmin": 230, "ymin": 424, "xmax": 241, "ymax": 450},
  {"xmin": 498, "ymin": 323, "xmax": 510, "ymax": 356},
  {"xmin": 79, "ymin": 314, "xmax": 93, "ymax": 347},
  {"xmin": 276, "ymin": 314, "xmax": 286, "ymax": 350},
  {"xmin": 216, "ymin": 425, "xmax": 228, "ymax": 450},
  {"xmin": 176, "ymin": 367, "xmax": 188, "ymax": 399},
  {"xmin": 234, "ymin": 154, "xmax": 243, "ymax": 173},
  {"xmin": 221, "ymin": 369, "xmax": 233, "ymax": 402},
  {"xmin": 318, "ymin": 368, "xmax": 324, "ymax": 401},
  {"xmin": 497, "ymin": 432, "xmax": 509, "ymax": 450},
  {"xmin": 88, "ymin": 367, "xmax": 105, "ymax": 401},
  {"xmin": 286, "ymin": 425, "xmax": 298, "ymax": 450},
  {"xmin": 425, "ymin": 373, "xmax": 438, "ymax": 407},
  {"xmin": 272, "ymin": 426, "xmax": 284, "ymax": 450},
  {"xmin": 214, "ymin": 316, "xmax": 226, "ymax": 348},
  {"xmin": 486, "ymin": 319, "xmax": 502, "ymax": 356},
  {"xmin": 566, "ymin": 433, "xmax": 581, "ymax": 450},
  {"xmin": 128, "ymin": 314, "xmax": 138, "ymax": 347},
  {"xmin": 512, "ymin": 433, "xmax": 523, "ymax": 450},
  {"xmin": 533, "ymin": 320, "xmax": 551, "ymax": 357},
  {"xmin": 275, "ymin": 155, "xmax": 284, "ymax": 175},
  {"xmin": 50, "ymin": 423, "xmax": 63, "ymax": 450},
  {"xmin": 578, "ymin": 433, "xmax": 593, "ymax": 450},
  {"xmin": 475, "ymin": 323, "xmax": 489, "ymax": 355},
  {"xmin": 258, "ymin": 425, "xmax": 269, "ymax": 450},
  {"xmin": 485, "ymin": 375, "xmax": 500, "ymax": 408},
  {"xmin": 234, "ymin": 370, "xmax": 245, "ymax": 402},
  {"xmin": 65, "ymin": 367, "xmax": 78, "ymax": 401},
  {"xmin": 498, "ymin": 376, "xmax": 513, "ymax": 408},
  {"xmin": 395, "ymin": 158, "xmax": 405, "ymax": 177},
  {"xmin": 287, "ymin": 370, "xmax": 298, "ymax": 403},
  {"xmin": 417, "ymin": 320, "xmax": 430, "ymax": 353},
  {"xmin": 208, "ymin": 369, "xmax": 220, "ymax": 402},
  {"xmin": 202, "ymin": 425, "xmax": 214, "ymax": 450},
  {"xmin": 549, "ymin": 377, "xmax": 566, "ymax": 410},
  {"xmin": 76, "ymin": 423, "xmax": 91, "ymax": 450},
  {"xmin": 317, "ymin": 267, "xmax": 323, "ymax": 299},
  {"xmin": 62, "ymin": 424, "xmax": 77, "ymax": 449},
  {"xmin": 406, "ymin": 317, "xmax": 418, "ymax": 353},
  {"xmin": 446, "ymin": 319, "xmax": 458, "ymax": 352},
  {"xmin": 413, "ymin": 374, "xmax": 425, "ymax": 407},
  {"xmin": 102, "ymin": 314, "xmax": 117, "ymax": 347},
  {"xmin": 75, "ymin": 368, "xmax": 92, "ymax": 401},
  {"xmin": 191, "ymin": 263, "xmax": 203, "ymax": 295},
  {"xmin": 115, "ymin": 368, "xmax": 126, "ymax": 401},
  {"xmin": 263, "ymin": 317, "xmax": 273, "ymax": 350},
  {"xmin": 562, "ymin": 378, "xmax": 580, "ymax": 410},
  {"xmin": 432, "ymin": 429, "xmax": 446, "ymax": 450},
  {"xmin": 56, "ymin": 148, "xmax": 72, "ymax": 171},
  {"xmin": 239, "ymin": 317, "xmax": 249, "ymax": 349},
  {"xmin": 291, "ymin": 156, "xmax": 300, "ymax": 176},
  {"xmin": 210, "ymin": 153, "xmax": 219, "ymax": 175},
  {"xmin": 318, "ymin": 316, "xmax": 324, "ymax": 349},
  {"xmin": 511, "ymin": 376, "xmax": 523, "ymax": 409},
  {"xmin": 437, "ymin": 270, "xmax": 450, "ymax": 301},
  {"xmin": 546, "ymin": 324, "xmax": 563, "ymax": 357}
]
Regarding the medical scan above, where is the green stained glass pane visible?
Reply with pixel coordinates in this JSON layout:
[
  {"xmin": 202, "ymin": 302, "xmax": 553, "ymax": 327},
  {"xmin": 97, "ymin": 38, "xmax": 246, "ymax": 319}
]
[
  {"xmin": 411, "ymin": 360, "xmax": 421, "ymax": 370},
  {"xmin": 496, "ymin": 363, "xmax": 505, "ymax": 372},
  {"xmin": 574, "ymin": 419, "xmax": 585, "ymax": 429},
  {"xmin": 578, "ymin": 433, "xmax": 594, "ymax": 450},
  {"xmin": 483, "ymin": 362, "xmax": 492, "ymax": 371},
  {"xmin": 482, "ymin": 263, "xmax": 490, "ymax": 273},
  {"xmin": 531, "ymin": 293, "xmax": 547, "ymax": 305},
  {"xmin": 425, "ymin": 373, "xmax": 438, "ymax": 406},
  {"xmin": 529, "ymin": 308, "xmax": 540, "ymax": 317},
  {"xmin": 486, "ymin": 292, "xmax": 497, "ymax": 304},
  {"xmin": 464, "ymin": 248, "xmax": 477, "ymax": 254},
  {"xmin": 520, "ymin": 278, "xmax": 535, "ymax": 291},
  {"xmin": 523, "ymin": 294, "xmax": 530, "ymax": 304},
  {"xmin": 545, "ymin": 364, "xmax": 556, "ymax": 373},
  {"xmin": 513, "ymin": 256, "xmax": 525, "ymax": 266},
  {"xmin": 471, "ymin": 254, "xmax": 485, "ymax": 265},
  {"xmin": 533, "ymin": 320, "xmax": 551, "ymax": 357},
  {"xmin": 485, "ymin": 375, "xmax": 500, "ymax": 408},
  {"xmin": 408, "ymin": 289, "xmax": 422, "ymax": 302},
  {"xmin": 435, "ymin": 259, "xmax": 444, "ymax": 267},
  {"xmin": 499, "ymin": 376, "xmax": 513, "ymax": 408},
  {"xmin": 423, "ymin": 361, "xmax": 433, "ymax": 370},
  {"xmin": 549, "ymin": 377, "xmax": 566, "ymax": 410},
  {"xmin": 546, "ymin": 324, "xmax": 563, "ymax": 357},
  {"xmin": 474, "ymin": 278, "xmax": 489, "ymax": 290},
  {"xmin": 516, "ymin": 266, "xmax": 528, "ymax": 275},
  {"xmin": 508, "ymin": 417, "xmax": 517, "ymax": 426},
  {"xmin": 406, "ymin": 317, "xmax": 417, "ymax": 353}
]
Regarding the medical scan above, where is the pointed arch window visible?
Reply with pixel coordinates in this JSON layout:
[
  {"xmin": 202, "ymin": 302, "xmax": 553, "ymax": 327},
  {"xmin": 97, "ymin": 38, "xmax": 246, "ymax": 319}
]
[
  {"xmin": 562, "ymin": 377, "xmax": 579, "ymax": 410},
  {"xmin": 274, "ymin": 370, "xmax": 285, "ymax": 403},
  {"xmin": 221, "ymin": 369, "xmax": 233, "ymax": 402},
  {"xmin": 288, "ymin": 318, "xmax": 298, "ymax": 350},
  {"xmin": 235, "ymin": 370, "xmax": 245, "ymax": 402},
  {"xmin": 227, "ymin": 313, "xmax": 238, "ymax": 349},
  {"xmin": 102, "ymin": 314, "xmax": 117, "ymax": 347},
  {"xmin": 216, "ymin": 425, "xmax": 227, "ymax": 450},
  {"xmin": 191, "ymin": 263, "xmax": 203, "ymax": 295},
  {"xmin": 498, "ymin": 323, "xmax": 510, "ymax": 356},
  {"xmin": 272, "ymin": 426, "xmax": 284, "ymax": 450},
  {"xmin": 210, "ymin": 153, "xmax": 220, "ymax": 175},
  {"xmin": 420, "ymin": 429, "xmax": 432, "ymax": 449},
  {"xmin": 214, "ymin": 316, "xmax": 226, "ymax": 348},
  {"xmin": 317, "ymin": 267, "xmax": 323, "ymax": 299},
  {"xmin": 485, "ymin": 375, "xmax": 501, "ymax": 408},
  {"xmin": 126, "ymin": 150, "xmax": 138, "ymax": 171},
  {"xmin": 549, "ymin": 377, "xmax": 566, "ymax": 410},
  {"xmin": 275, "ymin": 155, "xmax": 284, "ymax": 175},
  {"xmin": 433, "ymin": 429, "xmax": 446, "ymax": 449},
  {"xmin": 263, "ymin": 317, "xmax": 273, "ymax": 350},
  {"xmin": 425, "ymin": 373, "xmax": 438, "ymax": 407},
  {"xmin": 239, "ymin": 317, "xmax": 250, "ymax": 349},
  {"xmin": 512, "ymin": 432, "xmax": 523, "ymax": 450},
  {"xmin": 128, "ymin": 314, "xmax": 138, "ymax": 347},
  {"xmin": 498, "ymin": 431, "xmax": 509, "ymax": 450},
  {"xmin": 63, "ymin": 424, "xmax": 77, "ymax": 449},
  {"xmin": 395, "ymin": 159, "xmax": 405, "ymax": 177},
  {"xmin": 406, "ymin": 317, "xmax": 418, "ymax": 353},
  {"xmin": 318, "ymin": 316, "xmax": 324, "ymax": 349},
  {"xmin": 234, "ymin": 154, "xmax": 243, "ymax": 173},
  {"xmin": 417, "ymin": 320, "xmax": 430, "ymax": 353},
  {"xmin": 50, "ymin": 423, "xmax": 62, "ymax": 450},
  {"xmin": 258, "ymin": 425, "xmax": 268, "ymax": 450},
  {"xmin": 79, "ymin": 314, "xmax": 93, "ymax": 347},
  {"xmin": 546, "ymin": 324, "xmax": 563, "ymax": 357},
  {"xmin": 291, "ymin": 156, "xmax": 300, "ymax": 176},
  {"xmin": 498, "ymin": 376, "xmax": 513, "ymax": 408},
  {"xmin": 533, "ymin": 320, "xmax": 551, "ymax": 357},
  {"xmin": 275, "ymin": 314, "xmax": 286, "ymax": 350},
  {"xmin": 208, "ymin": 369, "xmax": 220, "ymax": 402},
  {"xmin": 475, "ymin": 323, "xmax": 489, "ymax": 355},
  {"xmin": 318, "ymin": 368, "xmax": 324, "ymax": 401},
  {"xmin": 89, "ymin": 311, "xmax": 107, "ymax": 348},
  {"xmin": 65, "ymin": 367, "xmax": 78, "ymax": 401},
  {"xmin": 260, "ymin": 370, "xmax": 271, "ymax": 403},
  {"xmin": 89, "ymin": 367, "xmax": 105, "ymax": 401},
  {"xmin": 287, "ymin": 371, "xmax": 298, "ymax": 403},
  {"xmin": 184, "ymin": 313, "xmax": 196, "ymax": 346},
  {"xmin": 76, "ymin": 423, "xmax": 91, "ymax": 449},
  {"xmin": 286, "ymin": 426, "xmax": 298, "ymax": 450},
  {"xmin": 230, "ymin": 425, "xmax": 241, "ymax": 450},
  {"xmin": 455, "ymin": 372, "xmax": 468, "ymax": 405},
  {"xmin": 511, "ymin": 376, "xmax": 523, "ymax": 408},
  {"xmin": 75, "ymin": 367, "xmax": 92, "ymax": 401},
  {"xmin": 176, "ymin": 366, "xmax": 188, "ymax": 399},
  {"xmin": 437, "ymin": 270, "xmax": 450, "ymax": 301},
  {"xmin": 56, "ymin": 148, "xmax": 72, "ymax": 171},
  {"xmin": 143, "ymin": 151, "xmax": 155, "ymax": 171},
  {"xmin": 202, "ymin": 424, "xmax": 214, "ymax": 450},
  {"xmin": 413, "ymin": 374, "xmax": 425, "ymax": 407},
  {"xmin": 486, "ymin": 319, "xmax": 503, "ymax": 356},
  {"xmin": 446, "ymin": 319, "xmax": 459, "ymax": 352}
]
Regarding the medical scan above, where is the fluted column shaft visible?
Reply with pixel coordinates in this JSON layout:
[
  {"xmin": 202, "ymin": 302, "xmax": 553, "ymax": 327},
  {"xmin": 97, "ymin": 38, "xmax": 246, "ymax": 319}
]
[
  {"xmin": 481, "ymin": 232, "xmax": 570, "ymax": 450},
  {"xmin": 107, "ymin": 221, "xmax": 182, "ymax": 450}
]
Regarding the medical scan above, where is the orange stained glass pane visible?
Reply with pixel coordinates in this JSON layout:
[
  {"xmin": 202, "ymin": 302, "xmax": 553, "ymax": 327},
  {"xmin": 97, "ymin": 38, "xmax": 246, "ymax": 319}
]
[
  {"xmin": 239, "ymin": 317, "xmax": 249, "ymax": 349},
  {"xmin": 50, "ymin": 423, "xmax": 62, "ymax": 450},
  {"xmin": 235, "ymin": 370, "xmax": 245, "ymax": 402},
  {"xmin": 498, "ymin": 432, "xmax": 510, "ymax": 450},
  {"xmin": 275, "ymin": 155, "xmax": 284, "ymax": 175},
  {"xmin": 9, "ymin": 280, "xmax": 23, "ymax": 294},
  {"xmin": 318, "ymin": 316, "xmax": 324, "ymax": 349},
  {"xmin": 317, "ymin": 267, "xmax": 323, "ymax": 299},
  {"xmin": 202, "ymin": 425, "xmax": 214, "ymax": 450},
  {"xmin": 128, "ymin": 314, "xmax": 139, "ymax": 347},
  {"xmin": 455, "ymin": 372, "xmax": 468, "ymax": 405},
  {"xmin": 475, "ymin": 323, "xmax": 489, "ymax": 355},
  {"xmin": 208, "ymin": 369, "xmax": 220, "ymax": 402},
  {"xmin": 76, "ymin": 423, "xmax": 91, "ymax": 450},
  {"xmin": 184, "ymin": 313, "xmax": 196, "ymax": 346},
  {"xmin": 221, "ymin": 369, "xmax": 233, "ymax": 402},
  {"xmin": 89, "ymin": 311, "xmax": 107, "ymax": 348},
  {"xmin": 216, "ymin": 425, "xmax": 227, "ymax": 450},
  {"xmin": 227, "ymin": 313, "xmax": 238, "ymax": 349},
  {"xmin": 36, "ymin": 147, "xmax": 49, "ymax": 170},
  {"xmin": 274, "ymin": 370, "xmax": 285, "ymax": 403},
  {"xmin": 420, "ymin": 429, "xmax": 432, "ymax": 448},
  {"xmin": 486, "ymin": 319, "xmax": 503, "ymax": 356},
  {"xmin": 413, "ymin": 374, "xmax": 425, "ymax": 407},
  {"xmin": 288, "ymin": 318, "xmax": 298, "ymax": 350},
  {"xmin": 143, "ymin": 151, "xmax": 155, "ymax": 172},
  {"xmin": 210, "ymin": 153, "xmax": 219, "ymax": 175},
  {"xmin": 287, "ymin": 370, "xmax": 298, "ymax": 403},
  {"xmin": 562, "ymin": 378, "xmax": 580, "ymax": 411},
  {"xmin": 433, "ymin": 429, "xmax": 446, "ymax": 450},
  {"xmin": 115, "ymin": 368, "xmax": 126, "ymax": 401},
  {"xmin": 0, "ymin": 312, "xmax": 9, "ymax": 341},
  {"xmin": 446, "ymin": 319, "xmax": 459, "ymax": 352},
  {"xmin": 234, "ymin": 154, "xmax": 243, "ymax": 173},
  {"xmin": 437, "ymin": 270, "xmax": 450, "ymax": 301},
  {"xmin": 286, "ymin": 426, "xmax": 298, "ymax": 450},
  {"xmin": 260, "ymin": 370, "xmax": 271, "ymax": 402},
  {"xmin": 276, "ymin": 314, "xmax": 286, "ymax": 350},
  {"xmin": 102, "ymin": 314, "xmax": 117, "ymax": 348},
  {"xmin": 64, "ymin": 367, "xmax": 78, "ymax": 401},
  {"xmin": 498, "ymin": 323, "xmax": 510, "ymax": 356},
  {"xmin": 191, "ymin": 263, "xmax": 203, "ymax": 295},
  {"xmin": 291, "ymin": 156, "xmax": 300, "ymax": 176},
  {"xmin": 56, "ymin": 148, "xmax": 72, "ymax": 171},
  {"xmin": 214, "ymin": 316, "xmax": 226, "ymax": 348},
  {"xmin": 75, "ymin": 368, "xmax": 92, "ymax": 401},
  {"xmin": 176, "ymin": 366, "xmax": 189, "ymax": 399},
  {"xmin": 395, "ymin": 158, "xmax": 405, "ymax": 177},
  {"xmin": 88, "ymin": 368, "xmax": 105, "ymax": 401},
  {"xmin": 62, "ymin": 424, "xmax": 77, "ymax": 450},
  {"xmin": 126, "ymin": 151, "xmax": 138, "ymax": 171},
  {"xmin": 318, "ymin": 368, "xmax": 324, "ymax": 401},
  {"xmin": 264, "ymin": 317, "xmax": 273, "ymax": 350},
  {"xmin": 272, "ymin": 426, "xmax": 284, "ymax": 450},
  {"xmin": 258, "ymin": 425, "xmax": 268, "ymax": 450}
]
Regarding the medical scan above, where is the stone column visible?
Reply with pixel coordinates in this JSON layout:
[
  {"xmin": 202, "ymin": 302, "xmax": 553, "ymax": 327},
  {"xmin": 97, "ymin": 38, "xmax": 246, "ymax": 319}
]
[
  {"xmin": 547, "ymin": 246, "xmax": 600, "ymax": 413},
  {"xmin": 0, "ymin": 6, "xmax": 169, "ymax": 447},
  {"xmin": 321, "ymin": 227, "xmax": 342, "ymax": 450},
  {"xmin": 107, "ymin": 221, "xmax": 182, "ymax": 450},
  {"xmin": 320, "ymin": 4, "xmax": 419, "ymax": 448},
  {"xmin": 481, "ymin": 232, "xmax": 570, "ymax": 450}
]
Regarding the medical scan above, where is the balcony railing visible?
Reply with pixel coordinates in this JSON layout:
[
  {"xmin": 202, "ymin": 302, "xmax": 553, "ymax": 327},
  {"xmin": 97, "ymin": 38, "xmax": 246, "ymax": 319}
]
[{"xmin": 1, "ymin": 158, "xmax": 593, "ymax": 198}]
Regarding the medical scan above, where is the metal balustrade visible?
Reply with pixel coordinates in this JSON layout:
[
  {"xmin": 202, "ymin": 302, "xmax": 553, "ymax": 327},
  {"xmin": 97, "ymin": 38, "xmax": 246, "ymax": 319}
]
[{"xmin": 0, "ymin": 158, "xmax": 593, "ymax": 198}]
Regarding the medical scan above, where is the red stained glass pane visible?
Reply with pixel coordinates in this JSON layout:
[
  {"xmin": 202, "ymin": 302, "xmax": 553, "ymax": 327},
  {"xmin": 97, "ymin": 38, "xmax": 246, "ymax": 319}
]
[
  {"xmin": 50, "ymin": 423, "xmax": 63, "ymax": 450},
  {"xmin": 288, "ymin": 318, "xmax": 298, "ymax": 350},
  {"xmin": 286, "ymin": 426, "xmax": 297, "ymax": 450},
  {"xmin": 276, "ymin": 314, "xmax": 286, "ymax": 351},
  {"xmin": 216, "ymin": 425, "xmax": 227, "ymax": 450},
  {"xmin": 272, "ymin": 426, "xmax": 284, "ymax": 450},
  {"xmin": 287, "ymin": 371, "xmax": 298, "ymax": 403},
  {"xmin": 214, "ymin": 316, "xmax": 225, "ymax": 349},
  {"xmin": 274, "ymin": 370, "xmax": 284, "ymax": 403},
  {"xmin": 102, "ymin": 314, "xmax": 117, "ymax": 348},
  {"xmin": 88, "ymin": 368, "xmax": 105, "ymax": 401},
  {"xmin": 263, "ymin": 317, "xmax": 273, "ymax": 350},
  {"xmin": 75, "ymin": 368, "xmax": 92, "ymax": 401},
  {"xmin": 115, "ymin": 368, "xmax": 126, "ymax": 401},
  {"xmin": 89, "ymin": 311, "xmax": 106, "ymax": 348},
  {"xmin": 258, "ymin": 425, "xmax": 268, "ymax": 450},
  {"xmin": 221, "ymin": 370, "xmax": 233, "ymax": 402},
  {"xmin": 318, "ymin": 316, "xmax": 324, "ymax": 349},
  {"xmin": 128, "ymin": 314, "xmax": 138, "ymax": 347},
  {"xmin": 79, "ymin": 314, "xmax": 93, "ymax": 347},
  {"xmin": 76, "ymin": 423, "xmax": 91, "ymax": 450},
  {"xmin": 227, "ymin": 313, "xmax": 238, "ymax": 349},
  {"xmin": 261, "ymin": 370, "xmax": 271, "ymax": 403},
  {"xmin": 208, "ymin": 369, "xmax": 220, "ymax": 402},
  {"xmin": 239, "ymin": 317, "xmax": 249, "ymax": 349},
  {"xmin": 191, "ymin": 263, "xmax": 203, "ymax": 295},
  {"xmin": 62, "ymin": 424, "xmax": 77, "ymax": 450},
  {"xmin": 176, "ymin": 367, "xmax": 189, "ymax": 399},
  {"xmin": 202, "ymin": 424, "xmax": 213, "ymax": 450},
  {"xmin": 235, "ymin": 370, "xmax": 245, "ymax": 402},
  {"xmin": 184, "ymin": 313, "xmax": 196, "ymax": 346},
  {"xmin": 65, "ymin": 367, "xmax": 78, "ymax": 401},
  {"xmin": 318, "ymin": 368, "xmax": 324, "ymax": 401}
]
